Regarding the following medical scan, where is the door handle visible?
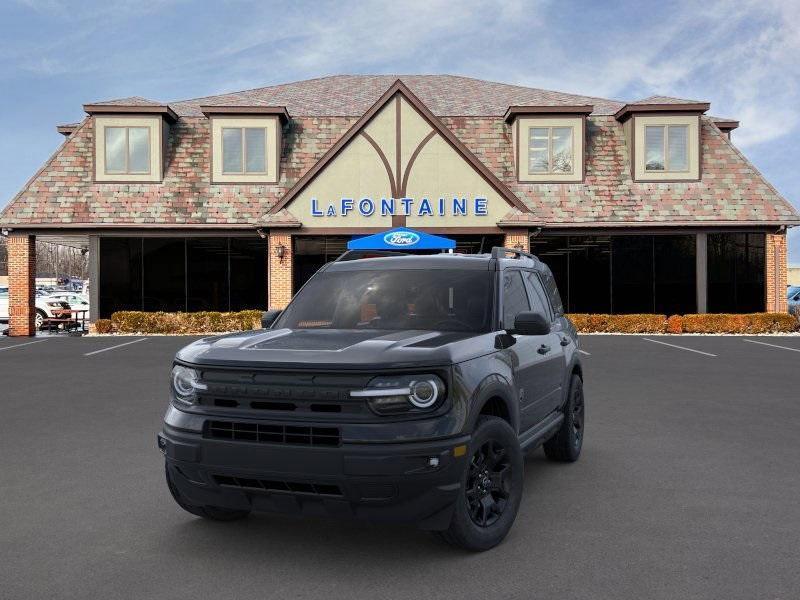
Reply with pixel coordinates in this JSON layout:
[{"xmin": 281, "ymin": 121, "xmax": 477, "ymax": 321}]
[{"xmin": 537, "ymin": 344, "xmax": 551, "ymax": 355}]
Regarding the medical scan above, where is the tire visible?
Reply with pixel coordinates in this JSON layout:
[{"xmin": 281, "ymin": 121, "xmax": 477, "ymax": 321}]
[
  {"xmin": 35, "ymin": 309, "xmax": 46, "ymax": 330},
  {"xmin": 438, "ymin": 416, "xmax": 524, "ymax": 551},
  {"xmin": 165, "ymin": 464, "xmax": 250, "ymax": 522},
  {"xmin": 543, "ymin": 373, "xmax": 585, "ymax": 462}
]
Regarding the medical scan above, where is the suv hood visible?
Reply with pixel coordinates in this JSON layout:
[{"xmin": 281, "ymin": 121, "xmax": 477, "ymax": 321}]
[{"xmin": 176, "ymin": 328, "xmax": 496, "ymax": 370}]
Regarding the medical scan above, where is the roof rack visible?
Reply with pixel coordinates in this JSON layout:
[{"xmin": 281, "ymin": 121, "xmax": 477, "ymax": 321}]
[
  {"xmin": 490, "ymin": 247, "xmax": 538, "ymax": 261},
  {"xmin": 335, "ymin": 250, "xmax": 411, "ymax": 262}
]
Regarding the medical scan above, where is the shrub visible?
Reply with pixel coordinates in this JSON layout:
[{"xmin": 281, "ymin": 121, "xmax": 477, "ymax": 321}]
[
  {"xmin": 111, "ymin": 310, "xmax": 263, "ymax": 334},
  {"xmin": 680, "ymin": 313, "xmax": 797, "ymax": 334},
  {"xmin": 567, "ymin": 314, "xmax": 666, "ymax": 333},
  {"xmin": 94, "ymin": 319, "xmax": 113, "ymax": 334},
  {"xmin": 567, "ymin": 312, "xmax": 798, "ymax": 334},
  {"xmin": 665, "ymin": 314, "xmax": 683, "ymax": 334}
]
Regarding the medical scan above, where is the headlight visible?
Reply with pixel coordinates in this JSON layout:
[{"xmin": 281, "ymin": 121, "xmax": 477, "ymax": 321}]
[
  {"xmin": 171, "ymin": 365, "xmax": 206, "ymax": 405},
  {"xmin": 351, "ymin": 374, "xmax": 445, "ymax": 415}
]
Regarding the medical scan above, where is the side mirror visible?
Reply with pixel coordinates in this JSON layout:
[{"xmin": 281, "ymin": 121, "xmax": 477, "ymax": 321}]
[
  {"xmin": 261, "ymin": 309, "xmax": 282, "ymax": 329},
  {"xmin": 512, "ymin": 311, "xmax": 551, "ymax": 336}
]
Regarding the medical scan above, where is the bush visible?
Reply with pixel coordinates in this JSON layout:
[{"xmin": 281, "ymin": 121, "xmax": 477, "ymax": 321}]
[
  {"xmin": 567, "ymin": 312, "xmax": 798, "ymax": 334},
  {"xmin": 680, "ymin": 313, "xmax": 797, "ymax": 334},
  {"xmin": 94, "ymin": 319, "xmax": 113, "ymax": 334},
  {"xmin": 111, "ymin": 310, "xmax": 263, "ymax": 334},
  {"xmin": 567, "ymin": 314, "xmax": 667, "ymax": 333},
  {"xmin": 665, "ymin": 315, "xmax": 683, "ymax": 334}
]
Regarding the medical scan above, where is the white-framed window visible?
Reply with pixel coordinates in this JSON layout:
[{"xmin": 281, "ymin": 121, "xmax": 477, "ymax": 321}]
[
  {"xmin": 104, "ymin": 126, "xmax": 151, "ymax": 175},
  {"xmin": 644, "ymin": 124, "xmax": 689, "ymax": 172},
  {"xmin": 221, "ymin": 127, "xmax": 268, "ymax": 174},
  {"xmin": 528, "ymin": 126, "xmax": 574, "ymax": 175}
]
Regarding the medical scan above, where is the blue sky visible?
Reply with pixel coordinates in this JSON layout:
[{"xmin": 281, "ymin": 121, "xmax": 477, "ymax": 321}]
[{"xmin": 1, "ymin": 0, "xmax": 798, "ymax": 261}]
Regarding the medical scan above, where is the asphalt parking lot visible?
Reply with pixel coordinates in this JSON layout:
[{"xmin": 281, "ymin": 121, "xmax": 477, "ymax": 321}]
[{"xmin": 1, "ymin": 334, "xmax": 799, "ymax": 600}]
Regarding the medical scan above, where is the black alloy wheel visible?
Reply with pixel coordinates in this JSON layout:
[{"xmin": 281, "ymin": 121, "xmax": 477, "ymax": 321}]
[
  {"xmin": 466, "ymin": 440, "xmax": 512, "ymax": 527},
  {"xmin": 571, "ymin": 383, "xmax": 585, "ymax": 449}
]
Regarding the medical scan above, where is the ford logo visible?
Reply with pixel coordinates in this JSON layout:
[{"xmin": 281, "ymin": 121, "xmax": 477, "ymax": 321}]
[{"xmin": 383, "ymin": 231, "xmax": 420, "ymax": 247}]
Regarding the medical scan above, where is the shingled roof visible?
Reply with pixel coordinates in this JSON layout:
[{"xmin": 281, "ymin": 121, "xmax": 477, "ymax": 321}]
[{"xmin": 1, "ymin": 75, "xmax": 797, "ymax": 229}]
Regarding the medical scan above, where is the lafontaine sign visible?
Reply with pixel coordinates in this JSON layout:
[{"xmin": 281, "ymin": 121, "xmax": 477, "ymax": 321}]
[{"xmin": 310, "ymin": 196, "xmax": 488, "ymax": 218}]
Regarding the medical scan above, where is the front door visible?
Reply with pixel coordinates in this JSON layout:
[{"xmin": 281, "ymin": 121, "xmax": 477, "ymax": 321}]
[{"xmin": 501, "ymin": 270, "xmax": 559, "ymax": 431}]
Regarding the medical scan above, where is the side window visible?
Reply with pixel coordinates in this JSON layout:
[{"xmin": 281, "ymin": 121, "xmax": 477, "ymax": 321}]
[
  {"xmin": 502, "ymin": 271, "xmax": 531, "ymax": 330},
  {"xmin": 523, "ymin": 271, "xmax": 551, "ymax": 320},
  {"xmin": 539, "ymin": 268, "xmax": 564, "ymax": 317}
]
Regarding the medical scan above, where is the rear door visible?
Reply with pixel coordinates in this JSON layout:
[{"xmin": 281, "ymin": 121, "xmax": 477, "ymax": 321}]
[
  {"xmin": 523, "ymin": 271, "xmax": 566, "ymax": 415},
  {"xmin": 501, "ymin": 270, "xmax": 553, "ymax": 431}
]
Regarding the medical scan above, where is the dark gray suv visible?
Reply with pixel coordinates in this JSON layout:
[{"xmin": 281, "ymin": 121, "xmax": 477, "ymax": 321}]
[{"xmin": 159, "ymin": 247, "xmax": 584, "ymax": 551}]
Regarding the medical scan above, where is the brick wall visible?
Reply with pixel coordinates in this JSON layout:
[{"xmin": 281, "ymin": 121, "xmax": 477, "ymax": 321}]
[
  {"xmin": 765, "ymin": 232, "xmax": 788, "ymax": 313},
  {"xmin": 503, "ymin": 229, "xmax": 530, "ymax": 253},
  {"xmin": 8, "ymin": 234, "xmax": 36, "ymax": 336},
  {"xmin": 268, "ymin": 232, "xmax": 293, "ymax": 309}
]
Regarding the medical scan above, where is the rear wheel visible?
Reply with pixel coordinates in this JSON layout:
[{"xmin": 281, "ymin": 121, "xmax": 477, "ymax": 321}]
[
  {"xmin": 438, "ymin": 416, "xmax": 523, "ymax": 551},
  {"xmin": 543, "ymin": 373, "xmax": 584, "ymax": 462},
  {"xmin": 165, "ymin": 464, "xmax": 250, "ymax": 521}
]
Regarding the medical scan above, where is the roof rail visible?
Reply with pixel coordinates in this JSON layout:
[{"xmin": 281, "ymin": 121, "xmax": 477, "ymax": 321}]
[
  {"xmin": 335, "ymin": 250, "xmax": 411, "ymax": 262},
  {"xmin": 490, "ymin": 247, "xmax": 538, "ymax": 261}
]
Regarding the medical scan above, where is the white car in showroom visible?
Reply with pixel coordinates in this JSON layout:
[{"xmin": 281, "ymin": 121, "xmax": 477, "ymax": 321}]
[{"xmin": 0, "ymin": 286, "xmax": 73, "ymax": 329}]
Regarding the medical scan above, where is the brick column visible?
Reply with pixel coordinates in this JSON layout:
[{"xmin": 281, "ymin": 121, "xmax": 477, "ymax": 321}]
[
  {"xmin": 268, "ymin": 231, "xmax": 293, "ymax": 309},
  {"xmin": 765, "ymin": 232, "xmax": 788, "ymax": 312},
  {"xmin": 8, "ymin": 234, "xmax": 36, "ymax": 336},
  {"xmin": 503, "ymin": 229, "xmax": 530, "ymax": 252}
]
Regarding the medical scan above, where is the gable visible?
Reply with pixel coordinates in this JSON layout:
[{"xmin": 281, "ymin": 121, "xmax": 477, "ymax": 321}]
[{"xmin": 274, "ymin": 83, "xmax": 527, "ymax": 228}]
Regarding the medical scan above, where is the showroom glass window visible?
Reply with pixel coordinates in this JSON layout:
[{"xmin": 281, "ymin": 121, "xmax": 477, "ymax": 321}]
[
  {"xmin": 532, "ymin": 235, "xmax": 696, "ymax": 314},
  {"xmin": 222, "ymin": 127, "xmax": 267, "ymax": 173},
  {"xmin": 528, "ymin": 127, "xmax": 573, "ymax": 174},
  {"xmin": 707, "ymin": 233, "xmax": 764, "ymax": 312},
  {"xmin": 98, "ymin": 237, "xmax": 267, "ymax": 317},
  {"xmin": 104, "ymin": 126, "xmax": 150, "ymax": 174},
  {"xmin": 645, "ymin": 125, "xmax": 688, "ymax": 171}
]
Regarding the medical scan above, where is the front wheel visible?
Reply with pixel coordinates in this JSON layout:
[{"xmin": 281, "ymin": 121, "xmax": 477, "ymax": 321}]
[
  {"xmin": 35, "ymin": 309, "xmax": 46, "ymax": 330},
  {"xmin": 165, "ymin": 464, "xmax": 250, "ymax": 522},
  {"xmin": 438, "ymin": 416, "xmax": 524, "ymax": 551}
]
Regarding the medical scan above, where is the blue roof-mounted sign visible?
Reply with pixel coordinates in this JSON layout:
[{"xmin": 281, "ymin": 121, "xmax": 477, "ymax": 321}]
[{"xmin": 347, "ymin": 227, "xmax": 456, "ymax": 251}]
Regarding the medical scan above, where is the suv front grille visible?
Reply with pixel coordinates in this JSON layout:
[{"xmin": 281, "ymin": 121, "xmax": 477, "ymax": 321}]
[
  {"xmin": 206, "ymin": 420, "xmax": 341, "ymax": 447},
  {"xmin": 213, "ymin": 475, "xmax": 343, "ymax": 497}
]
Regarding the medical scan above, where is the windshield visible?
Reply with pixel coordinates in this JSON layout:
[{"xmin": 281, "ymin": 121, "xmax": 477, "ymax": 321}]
[{"xmin": 275, "ymin": 269, "xmax": 494, "ymax": 332}]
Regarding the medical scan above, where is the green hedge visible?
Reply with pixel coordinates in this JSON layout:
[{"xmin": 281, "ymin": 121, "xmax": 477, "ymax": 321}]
[
  {"xmin": 567, "ymin": 313, "xmax": 799, "ymax": 334},
  {"xmin": 110, "ymin": 310, "xmax": 263, "ymax": 334}
]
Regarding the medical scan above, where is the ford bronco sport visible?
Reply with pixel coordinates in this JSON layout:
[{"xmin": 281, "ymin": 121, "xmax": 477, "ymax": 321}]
[{"xmin": 159, "ymin": 247, "xmax": 584, "ymax": 551}]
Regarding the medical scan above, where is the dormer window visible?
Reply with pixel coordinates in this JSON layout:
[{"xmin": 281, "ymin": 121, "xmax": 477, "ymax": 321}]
[
  {"xmin": 84, "ymin": 101, "xmax": 175, "ymax": 183},
  {"xmin": 222, "ymin": 127, "xmax": 268, "ymax": 174},
  {"xmin": 644, "ymin": 124, "xmax": 688, "ymax": 172},
  {"xmin": 105, "ymin": 126, "xmax": 151, "ymax": 174},
  {"xmin": 528, "ymin": 126, "xmax": 574, "ymax": 174},
  {"xmin": 201, "ymin": 105, "xmax": 289, "ymax": 184},
  {"xmin": 505, "ymin": 106, "xmax": 591, "ymax": 183}
]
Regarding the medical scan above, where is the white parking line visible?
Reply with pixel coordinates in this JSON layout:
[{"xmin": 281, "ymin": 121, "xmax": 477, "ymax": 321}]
[
  {"xmin": 0, "ymin": 339, "xmax": 49, "ymax": 352},
  {"xmin": 743, "ymin": 339, "xmax": 800, "ymax": 353},
  {"xmin": 578, "ymin": 349, "xmax": 591, "ymax": 356},
  {"xmin": 84, "ymin": 338, "xmax": 147, "ymax": 356},
  {"xmin": 641, "ymin": 337, "xmax": 717, "ymax": 357}
]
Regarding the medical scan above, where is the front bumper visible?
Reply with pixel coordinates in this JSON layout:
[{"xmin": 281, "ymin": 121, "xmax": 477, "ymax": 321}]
[{"xmin": 159, "ymin": 409, "xmax": 470, "ymax": 530}]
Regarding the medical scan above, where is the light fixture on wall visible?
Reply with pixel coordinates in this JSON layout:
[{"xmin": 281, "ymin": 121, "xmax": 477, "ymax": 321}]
[
  {"xmin": 275, "ymin": 243, "xmax": 286, "ymax": 264},
  {"xmin": 256, "ymin": 228, "xmax": 267, "ymax": 239},
  {"xmin": 0, "ymin": 228, "xmax": 9, "ymax": 236}
]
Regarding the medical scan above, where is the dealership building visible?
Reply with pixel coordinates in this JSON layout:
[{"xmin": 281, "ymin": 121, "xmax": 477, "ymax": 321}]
[{"xmin": 1, "ymin": 75, "xmax": 797, "ymax": 335}]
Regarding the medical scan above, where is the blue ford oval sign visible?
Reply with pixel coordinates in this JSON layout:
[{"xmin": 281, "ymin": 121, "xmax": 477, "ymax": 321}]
[{"xmin": 383, "ymin": 231, "xmax": 420, "ymax": 247}]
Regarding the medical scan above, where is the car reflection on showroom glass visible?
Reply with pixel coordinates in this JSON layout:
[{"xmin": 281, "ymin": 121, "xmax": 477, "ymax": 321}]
[{"xmin": 275, "ymin": 269, "xmax": 493, "ymax": 332}]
